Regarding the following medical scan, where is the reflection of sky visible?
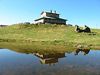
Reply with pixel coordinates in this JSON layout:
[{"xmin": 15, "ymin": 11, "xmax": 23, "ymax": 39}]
[
  {"xmin": 0, "ymin": 49, "xmax": 100, "ymax": 75},
  {"xmin": 0, "ymin": 49, "xmax": 40, "ymax": 69}
]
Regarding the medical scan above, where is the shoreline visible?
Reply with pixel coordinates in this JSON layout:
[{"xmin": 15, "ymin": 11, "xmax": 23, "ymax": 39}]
[{"xmin": 0, "ymin": 41, "xmax": 100, "ymax": 50}]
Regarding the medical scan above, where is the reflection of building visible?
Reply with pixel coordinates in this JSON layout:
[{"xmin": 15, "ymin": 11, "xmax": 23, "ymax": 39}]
[
  {"xmin": 34, "ymin": 10, "xmax": 67, "ymax": 25},
  {"xmin": 34, "ymin": 53, "xmax": 66, "ymax": 66},
  {"xmin": 74, "ymin": 49, "xmax": 90, "ymax": 56}
]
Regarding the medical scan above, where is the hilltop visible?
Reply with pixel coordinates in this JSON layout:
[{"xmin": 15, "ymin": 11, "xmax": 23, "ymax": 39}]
[{"xmin": 0, "ymin": 24, "xmax": 100, "ymax": 47}]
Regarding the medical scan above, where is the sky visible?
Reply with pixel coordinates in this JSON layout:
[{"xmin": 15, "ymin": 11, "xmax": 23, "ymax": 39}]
[{"xmin": 0, "ymin": 0, "xmax": 100, "ymax": 28}]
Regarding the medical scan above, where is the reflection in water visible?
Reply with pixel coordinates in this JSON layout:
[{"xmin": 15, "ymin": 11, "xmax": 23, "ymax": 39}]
[
  {"xmin": 1, "ymin": 48, "xmax": 100, "ymax": 75},
  {"xmin": 34, "ymin": 49, "xmax": 90, "ymax": 66},
  {"xmin": 74, "ymin": 49, "xmax": 90, "ymax": 56},
  {"xmin": 0, "ymin": 42, "xmax": 100, "ymax": 75},
  {"xmin": 34, "ymin": 53, "xmax": 66, "ymax": 66}
]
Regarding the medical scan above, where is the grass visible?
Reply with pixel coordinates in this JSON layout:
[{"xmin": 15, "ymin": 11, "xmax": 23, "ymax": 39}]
[{"xmin": 0, "ymin": 23, "xmax": 100, "ymax": 46}]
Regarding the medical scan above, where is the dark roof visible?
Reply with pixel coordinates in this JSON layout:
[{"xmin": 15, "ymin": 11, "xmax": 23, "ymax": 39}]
[{"xmin": 35, "ymin": 17, "xmax": 67, "ymax": 21}]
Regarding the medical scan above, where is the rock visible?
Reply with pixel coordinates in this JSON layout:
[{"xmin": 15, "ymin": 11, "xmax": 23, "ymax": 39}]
[{"xmin": 67, "ymin": 65, "xmax": 75, "ymax": 68}]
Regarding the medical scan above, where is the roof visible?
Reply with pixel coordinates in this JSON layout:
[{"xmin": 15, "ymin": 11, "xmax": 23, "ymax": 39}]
[
  {"xmin": 35, "ymin": 17, "xmax": 67, "ymax": 21},
  {"xmin": 41, "ymin": 11, "xmax": 59, "ymax": 15}
]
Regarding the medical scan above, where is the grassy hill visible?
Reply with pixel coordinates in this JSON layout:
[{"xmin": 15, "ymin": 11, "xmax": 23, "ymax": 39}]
[{"xmin": 0, "ymin": 24, "xmax": 100, "ymax": 46}]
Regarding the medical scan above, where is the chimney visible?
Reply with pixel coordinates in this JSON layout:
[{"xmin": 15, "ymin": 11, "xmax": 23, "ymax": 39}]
[
  {"xmin": 54, "ymin": 11, "xmax": 56, "ymax": 13},
  {"xmin": 50, "ymin": 10, "xmax": 52, "ymax": 13}
]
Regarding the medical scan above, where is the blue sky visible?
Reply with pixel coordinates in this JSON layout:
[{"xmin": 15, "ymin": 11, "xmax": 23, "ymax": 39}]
[{"xmin": 0, "ymin": 0, "xmax": 100, "ymax": 28}]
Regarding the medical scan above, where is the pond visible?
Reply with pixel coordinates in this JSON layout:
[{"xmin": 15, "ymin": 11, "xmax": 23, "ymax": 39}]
[{"xmin": 0, "ymin": 48, "xmax": 100, "ymax": 75}]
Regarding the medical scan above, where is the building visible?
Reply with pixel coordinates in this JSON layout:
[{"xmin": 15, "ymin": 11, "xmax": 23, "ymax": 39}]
[{"xmin": 34, "ymin": 10, "xmax": 67, "ymax": 25}]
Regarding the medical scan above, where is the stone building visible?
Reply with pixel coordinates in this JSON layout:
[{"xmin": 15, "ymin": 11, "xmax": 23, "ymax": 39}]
[{"xmin": 34, "ymin": 10, "xmax": 67, "ymax": 25}]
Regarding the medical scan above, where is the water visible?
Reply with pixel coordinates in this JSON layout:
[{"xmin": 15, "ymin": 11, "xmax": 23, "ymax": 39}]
[{"xmin": 0, "ymin": 49, "xmax": 100, "ymax": 75}]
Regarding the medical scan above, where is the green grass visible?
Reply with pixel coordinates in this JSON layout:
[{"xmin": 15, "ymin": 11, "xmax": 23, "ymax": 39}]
[{"xmin": 0, "ymin": 24, "xmax": 100, "ymax": 46}]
